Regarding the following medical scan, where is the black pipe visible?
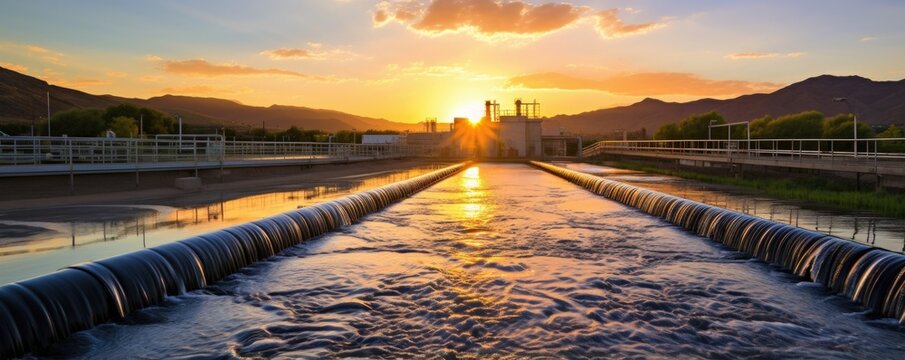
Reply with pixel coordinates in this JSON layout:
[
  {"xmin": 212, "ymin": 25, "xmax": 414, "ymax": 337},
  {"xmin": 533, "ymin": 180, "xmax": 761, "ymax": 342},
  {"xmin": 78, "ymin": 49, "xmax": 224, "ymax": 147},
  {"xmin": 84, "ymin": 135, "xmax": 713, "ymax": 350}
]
[
  {"xmin": 0, "ymin": 162, "xmax": 467, "ymax": 358},
  {"xmin": 531, "ymin": 161, "xmax": 905, "ymax": 324}
]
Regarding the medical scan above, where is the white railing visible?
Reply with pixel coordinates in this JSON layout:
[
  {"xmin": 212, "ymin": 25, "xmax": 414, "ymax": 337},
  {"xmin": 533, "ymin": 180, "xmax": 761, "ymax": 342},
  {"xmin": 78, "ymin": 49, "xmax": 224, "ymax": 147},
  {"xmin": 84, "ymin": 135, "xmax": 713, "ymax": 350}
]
[
  {"xmin": 0, "ymin": 135, "xmax": 426, "ymax": 168},
  {"xmin": 583, "ymin": 138, "xmax": 905, "ymax": 163}
]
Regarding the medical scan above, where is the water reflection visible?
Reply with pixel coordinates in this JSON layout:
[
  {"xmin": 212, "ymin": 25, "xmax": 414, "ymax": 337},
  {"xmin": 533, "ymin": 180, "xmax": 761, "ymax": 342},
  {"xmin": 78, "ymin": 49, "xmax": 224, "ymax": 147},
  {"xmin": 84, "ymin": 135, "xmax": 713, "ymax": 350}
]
[
  {"xmin": 0, "ymin": 165, "xmax": 448, "ymax": 284},
  {"xmin": 561, "ymin": 162, "xmax": 905, "ymax": 252},
  {"xmin": 52, "ymin": 163, "xmax": 905, "ymax": 358}
]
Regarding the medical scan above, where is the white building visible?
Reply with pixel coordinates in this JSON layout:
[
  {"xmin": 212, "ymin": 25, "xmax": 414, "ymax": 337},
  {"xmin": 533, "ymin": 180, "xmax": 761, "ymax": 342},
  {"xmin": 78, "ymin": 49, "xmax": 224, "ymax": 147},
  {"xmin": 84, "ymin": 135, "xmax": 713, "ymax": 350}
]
[{"xmin": 361, "ymin": 134, "xmax": 401, "ymax": 144}]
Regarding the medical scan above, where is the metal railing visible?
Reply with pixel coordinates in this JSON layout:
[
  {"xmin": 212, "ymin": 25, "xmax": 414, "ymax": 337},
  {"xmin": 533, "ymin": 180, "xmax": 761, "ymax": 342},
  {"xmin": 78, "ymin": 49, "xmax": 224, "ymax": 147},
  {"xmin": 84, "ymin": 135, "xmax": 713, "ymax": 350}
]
[
  {"xmin": 583, "ymin": 138, "xmax": 905, "ymax": 163},
  {"xmin": 0, "ymin": 135, "xmax": 420, "ymax": 168}
]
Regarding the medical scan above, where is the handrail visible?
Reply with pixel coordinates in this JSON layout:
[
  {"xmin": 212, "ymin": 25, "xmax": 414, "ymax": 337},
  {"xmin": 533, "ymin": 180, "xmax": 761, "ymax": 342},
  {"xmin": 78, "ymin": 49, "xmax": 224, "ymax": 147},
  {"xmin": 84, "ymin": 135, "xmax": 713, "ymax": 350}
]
[
  {"xmin": 0, "ymin": 135, "xmax": 434, "ymax": 167},
  {"xmin": 582, "ymin": 138, "xmax": 905, "ymax": 162}
]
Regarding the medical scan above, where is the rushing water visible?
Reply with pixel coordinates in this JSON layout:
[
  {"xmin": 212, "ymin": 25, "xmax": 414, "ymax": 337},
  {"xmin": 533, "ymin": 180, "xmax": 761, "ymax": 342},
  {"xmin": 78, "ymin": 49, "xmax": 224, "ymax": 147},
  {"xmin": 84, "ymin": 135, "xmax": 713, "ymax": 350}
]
[
  {"xmin": 40, "ymin": 163, "xmax": 905, "ymax": 358},
  {"xmin": 0, "ymin": 164, "xmax": 448, "ymax": 285},
  {"xmin": 560, "ymin": 162, "xmax": 905, "ymax": 252}
]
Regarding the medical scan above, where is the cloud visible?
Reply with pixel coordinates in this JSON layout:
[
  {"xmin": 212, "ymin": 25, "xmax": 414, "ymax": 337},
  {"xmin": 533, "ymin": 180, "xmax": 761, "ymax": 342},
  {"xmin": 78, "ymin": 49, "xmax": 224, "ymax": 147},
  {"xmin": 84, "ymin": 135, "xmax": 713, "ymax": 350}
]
[
  {"xmin": 860, "ymin": 36, "xmax": 877, "ymax": 42},
  {"xmin": 373, "ymin": 0, "xmax": 662, "ymax": 40},
  {"xmin": 159, "ymin": 85, "xmax": 250, "ymax": 95},
  {"xmin": 25, "ymin": 45, "xmax": 50, "ymax": 54},
  {"xmin": 144, "ymin": 54, "xmax": 163, "ymax": 62},
  {"xmin": 53, "ymin": 78, "xmax": 109, "ymax": 88},
  {"xmin": 261, "ymin": 48, "xmax": 312, "ymax": 59},
  {"xmin": 1, "ymin": 42, "xmax": 67, "ymax": 65},
  {"xmin": 725, "ymin": 51, "xmax": 806, "ymax": 60},
  {"xmin": 161, "ymin": 59, "xmax": 310, "ymax": 78},
  {"xmin": 594, "ymin": 9, "xmax": 664, "ymax": 38},
  {"xmin": 505, "ymin": 72, "xmax": 783, "ymax": 97},
  {"xmin": 1, "ymin": 62, "xmax": 28, "ymax": 73},
  {"xmin": 106, "ymin": 71, "xmax": 128, "ymax": 78},
  {"xmin": 260, "ymin": 43, "xmax": 360, "ymax": 61}
]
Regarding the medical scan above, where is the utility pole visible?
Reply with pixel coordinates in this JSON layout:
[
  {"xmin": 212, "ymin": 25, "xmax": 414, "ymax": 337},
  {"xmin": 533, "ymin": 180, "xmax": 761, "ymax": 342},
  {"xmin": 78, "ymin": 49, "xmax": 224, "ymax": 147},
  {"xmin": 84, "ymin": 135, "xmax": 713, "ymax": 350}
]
[
  {"xmin": 833, "ymin": 97, "xmax": 857, "ymax": 157},
  {"xmin": 46, "ymin": 91, "xmax": 51, "ymax": 136},
  {"xmin": 139, "ymin": 114, "xmax": 143, "ymax": 138}
]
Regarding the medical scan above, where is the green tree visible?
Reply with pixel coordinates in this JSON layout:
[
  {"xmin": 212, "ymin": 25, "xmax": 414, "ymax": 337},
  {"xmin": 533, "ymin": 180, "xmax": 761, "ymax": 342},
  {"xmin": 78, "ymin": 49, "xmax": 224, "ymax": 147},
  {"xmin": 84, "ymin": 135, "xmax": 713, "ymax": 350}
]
[
  {"xmin": 678, "ymin": 111, "xmax": 725, "ymax": 139},
  {"xmin": 749, "ymin": 115, "xmax": 773, "ymax": 138},
  {"xmin": 50, "ymin": 108, "xmax": 106, "ymax": 137},
  {"xmin": 822, "ymin": 113, "xmax": 873, "ymax": 139},
  {"xmin": 653, "ymin": 123, "xmax": 681, "ymax": 140},
  {"xmin": 756, "ymin": 111, "xmax": 824, "ymax": 139},
  {"xmin": 104, "ymin": 103, "xmax": 174, "ymax": 136},
  {"xmin": 876, "ymin": 124, "xmax": 903, "ymax": 138},
  {"xmin": 109, "ymin": 116, "xmax": 138, "ymax": 137}
]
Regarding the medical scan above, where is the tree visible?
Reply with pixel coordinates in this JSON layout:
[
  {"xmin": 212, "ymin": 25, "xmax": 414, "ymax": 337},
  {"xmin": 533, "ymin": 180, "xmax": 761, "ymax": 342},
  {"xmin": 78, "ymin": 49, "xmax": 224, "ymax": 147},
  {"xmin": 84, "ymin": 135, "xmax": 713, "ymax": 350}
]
[
  {"xmin": 876, "ymin": 124, "xmax": 903, "ymax": 138},
  {"xmin": 678, "ymin": 111, "xmax": 725, "ymax": 139},
  {"xmin": 104, "ymin": 103, "xmax": 174, "ymax": 136},
  {"xmin": 653, "ymin": 123, "xmax": 681, "ymax": 140},
  {"xmin": 762, "ymin": 111, "xmax": 823, "ymax": 139},
  {"xmin": 109, "ymin": 116, "xmax": 138, "ymax": 137},
  {"xmin": 750, "ymin": 115, "xmax": 773, "ymax": 138},
  {"xmin": 876, "ymin": 124, "xmax": 905, "ymax": 153},
  {"xmin": 653, "ymin": 111, "xmax": 725, "ymax": 140},
  {"xmin": 49, "ymin": 108, "xmax": 106, "ymax": 137},
  {"xmin": 822, "ymin": 113, "xmax": 873, "ymax": 139}
]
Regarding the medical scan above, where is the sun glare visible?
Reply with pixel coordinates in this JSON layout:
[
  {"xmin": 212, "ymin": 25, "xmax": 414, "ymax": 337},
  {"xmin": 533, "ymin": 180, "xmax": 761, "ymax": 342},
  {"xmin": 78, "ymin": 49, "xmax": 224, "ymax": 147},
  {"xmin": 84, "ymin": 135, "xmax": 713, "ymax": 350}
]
[{"xmin": 452, "ymin": 104, "xmax": 485, "ymax": 125}]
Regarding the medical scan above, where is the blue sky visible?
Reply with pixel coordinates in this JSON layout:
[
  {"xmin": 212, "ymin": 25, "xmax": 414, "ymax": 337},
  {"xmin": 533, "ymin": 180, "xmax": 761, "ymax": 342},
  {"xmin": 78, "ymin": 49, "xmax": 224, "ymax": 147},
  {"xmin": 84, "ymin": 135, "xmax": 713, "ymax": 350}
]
[{"xmin": 1, "ymin": 0, "xmax": 903, "ymax": 122}]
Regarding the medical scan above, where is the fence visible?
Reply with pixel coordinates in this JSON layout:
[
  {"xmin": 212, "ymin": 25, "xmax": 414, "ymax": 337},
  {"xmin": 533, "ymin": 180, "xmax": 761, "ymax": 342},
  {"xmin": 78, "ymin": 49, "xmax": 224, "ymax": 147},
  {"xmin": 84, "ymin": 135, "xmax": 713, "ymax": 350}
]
[
  {"xmin": 0, "ymin": 135, "xmax": 419, "ymax": 168},
  {"xmin": 583, "ymin": 138, "xmax": 905, "ymax": 162}
]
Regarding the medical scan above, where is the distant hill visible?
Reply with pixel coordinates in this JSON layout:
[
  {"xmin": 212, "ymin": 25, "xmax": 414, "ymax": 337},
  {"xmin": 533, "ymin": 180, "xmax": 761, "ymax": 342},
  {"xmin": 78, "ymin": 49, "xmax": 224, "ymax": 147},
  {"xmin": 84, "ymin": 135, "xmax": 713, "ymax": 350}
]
[
  {"xmin": 0, "ymin": 66, "xmax": 422, "ymax": 132},
  {"xmin": 546, "ymin": 75, "xmax": 905, "ymax": 135}
]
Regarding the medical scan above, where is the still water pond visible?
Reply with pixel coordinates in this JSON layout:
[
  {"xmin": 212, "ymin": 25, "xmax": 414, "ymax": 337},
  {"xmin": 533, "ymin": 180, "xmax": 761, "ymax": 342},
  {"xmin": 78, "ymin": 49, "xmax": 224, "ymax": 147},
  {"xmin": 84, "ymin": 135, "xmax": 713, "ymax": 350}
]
[
  {"xmin": 0, "ymin": 164, "xmax": 447, "ymax": 284},
  {"xmin": 561, "ymin": 162, "xmax": 905, "ymax": 253},
  {"xmin": 46, "ymin": 164, "xmax": 905, "ymax": 358}
]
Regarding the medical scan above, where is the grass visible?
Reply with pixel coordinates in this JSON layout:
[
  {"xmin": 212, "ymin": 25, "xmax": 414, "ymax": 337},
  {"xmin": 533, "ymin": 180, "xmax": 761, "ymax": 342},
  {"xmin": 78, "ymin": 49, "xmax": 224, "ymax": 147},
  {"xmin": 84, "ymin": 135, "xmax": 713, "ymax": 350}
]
[{"xmin": 606, "ymin": 161, "xmax": 905, "ymax": 219}]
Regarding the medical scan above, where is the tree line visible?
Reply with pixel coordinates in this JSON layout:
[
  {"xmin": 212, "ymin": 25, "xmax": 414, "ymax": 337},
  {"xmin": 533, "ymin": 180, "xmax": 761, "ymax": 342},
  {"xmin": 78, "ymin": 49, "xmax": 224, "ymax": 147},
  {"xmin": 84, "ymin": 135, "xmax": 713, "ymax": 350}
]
[
  {"xmin": 654, "ymin": 110, "xmax": 902, "ymax": 140},
  {"xmin": 0, "ymin": 104, "xmax": 401, "ymax": 143}
]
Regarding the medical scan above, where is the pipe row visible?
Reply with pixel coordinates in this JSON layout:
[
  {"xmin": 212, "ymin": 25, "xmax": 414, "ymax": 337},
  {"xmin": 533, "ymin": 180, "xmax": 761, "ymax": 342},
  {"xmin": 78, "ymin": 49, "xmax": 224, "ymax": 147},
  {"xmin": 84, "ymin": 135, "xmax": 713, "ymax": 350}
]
[
  {"xmin": 0, "ymin": 163, "xmax": 466, "ymax": 358},
  {"xmin": 531, "ymin": 161, "xmax": 905, "ymax": 323}
]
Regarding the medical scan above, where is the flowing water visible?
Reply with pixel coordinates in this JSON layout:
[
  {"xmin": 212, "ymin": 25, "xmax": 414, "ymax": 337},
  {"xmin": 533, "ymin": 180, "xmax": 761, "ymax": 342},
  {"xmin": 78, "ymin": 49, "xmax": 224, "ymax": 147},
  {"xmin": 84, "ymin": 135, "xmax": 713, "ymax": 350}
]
[
  {"xmin": 0, "ymin": 164, "xmax": 448, "ymax": 285},
  {"xmin": 41, "ymin": 163, "xmax": 905, "ymax": 358},
  {"xmin": 560, "ymin": 162, "xmax": 905, "ymax": 252}
]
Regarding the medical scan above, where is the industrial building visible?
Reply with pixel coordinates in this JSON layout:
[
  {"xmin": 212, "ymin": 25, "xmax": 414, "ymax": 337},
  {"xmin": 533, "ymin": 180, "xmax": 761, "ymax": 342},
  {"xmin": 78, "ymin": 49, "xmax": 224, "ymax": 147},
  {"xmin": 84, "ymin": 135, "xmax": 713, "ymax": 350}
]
[{"xmin": 405, "ymin": 99, "xmax": 581, "ymax": 159}]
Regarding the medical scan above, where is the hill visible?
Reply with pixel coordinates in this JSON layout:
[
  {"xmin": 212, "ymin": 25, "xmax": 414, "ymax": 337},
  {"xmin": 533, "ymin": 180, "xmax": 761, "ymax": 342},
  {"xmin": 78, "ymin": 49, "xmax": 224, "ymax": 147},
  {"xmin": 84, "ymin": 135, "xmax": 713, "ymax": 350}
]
[
  {"xmin": 546, "ymin": 75, "xmax": 905, "ymax": 135},
  {"xmin": 0, "ymin": 66, "xmax": 421, "ymax": 132}
]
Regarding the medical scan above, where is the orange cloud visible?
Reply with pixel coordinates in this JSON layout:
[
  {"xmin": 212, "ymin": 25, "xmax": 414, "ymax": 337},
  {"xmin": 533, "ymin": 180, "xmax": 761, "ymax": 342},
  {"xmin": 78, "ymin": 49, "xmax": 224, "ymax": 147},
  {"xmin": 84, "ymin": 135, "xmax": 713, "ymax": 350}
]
[
  {"xmin": 260, "ymin": 43, "xmax": 359, "ymax": 61},
  {"xmin": 53, "ymin": 78, "xmax": 109, "ymax": 88},
  {"xmin": 260, "ymin": 48, "xmax": 312, "ymax": 59},
  {"xmin": 374, "ymin": 0, "xmax": 659, "ymax": 40},
  {"xmin": 413, "ymin": 0, "xmax": 585, "ymax": 35},
  {"xmin": 1, "ymin": 62, "xmax": 28, "ymax": 73},
  {"xmin": 594, "ymin": 9, "xmax": 664, "ymax": 38},
  {"xmin": 725, "ymin": 51, "xmax": 806, "ymax": 60},
  {"xmin": 506, "ymin": 72, "xmax": 783, "ymax": 97},
  {"xmin": 161, "ymin": 59, "xmax": 309, "ymax": 77},
  {"xmin": 159, "ymin": 85, "xmax": 250, "ymax": 95}
]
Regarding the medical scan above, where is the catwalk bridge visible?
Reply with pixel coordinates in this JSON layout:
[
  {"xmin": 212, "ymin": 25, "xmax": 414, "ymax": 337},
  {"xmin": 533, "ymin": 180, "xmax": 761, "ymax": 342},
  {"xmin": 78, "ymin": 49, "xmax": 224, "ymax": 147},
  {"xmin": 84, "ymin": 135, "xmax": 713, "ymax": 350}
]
[
  {"xmin": 0, "ymin": 135, "xmax": 415, "ymax": 177},
  {"xmin": 583, "ymin": 138, "xmax": 905, "ymax": 188}
]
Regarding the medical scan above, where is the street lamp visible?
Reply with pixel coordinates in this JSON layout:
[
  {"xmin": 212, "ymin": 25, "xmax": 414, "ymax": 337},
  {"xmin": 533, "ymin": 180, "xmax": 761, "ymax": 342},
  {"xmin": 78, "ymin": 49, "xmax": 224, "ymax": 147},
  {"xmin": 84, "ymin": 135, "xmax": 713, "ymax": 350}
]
[{"xmin": 833, "ymin": 97, "xmax": 857, "ymax": 157}]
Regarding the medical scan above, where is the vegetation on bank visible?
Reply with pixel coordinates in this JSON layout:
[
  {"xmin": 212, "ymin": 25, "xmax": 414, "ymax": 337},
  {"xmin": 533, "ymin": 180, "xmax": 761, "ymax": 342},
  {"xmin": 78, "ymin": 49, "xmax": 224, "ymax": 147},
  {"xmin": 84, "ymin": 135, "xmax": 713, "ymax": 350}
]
[
  {"xmin": 0, "ymin": 104, "xmax": 400, "ymax": 142},
  {"xmin": 606, "ymin": 160, "xmax": 905, "ymax": 219},
  {"xmin": 653, "ymin": 111, "xmax": 905, "ymax": 151}
]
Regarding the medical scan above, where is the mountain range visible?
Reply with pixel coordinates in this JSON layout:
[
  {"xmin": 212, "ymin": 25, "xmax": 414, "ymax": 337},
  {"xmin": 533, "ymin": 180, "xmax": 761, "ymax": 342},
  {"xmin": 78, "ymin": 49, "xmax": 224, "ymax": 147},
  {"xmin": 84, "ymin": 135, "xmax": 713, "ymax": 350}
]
[
  {"xmin": 0, "ymin": 66, "xmax": 422, "ymax": 132},
  {"xmin": 2, "ymin": 65, "xmax": 903, "ymax": 136},
  {"xmin": 545, "ymin": 75, "xmax": 905, "ymax": 135}
]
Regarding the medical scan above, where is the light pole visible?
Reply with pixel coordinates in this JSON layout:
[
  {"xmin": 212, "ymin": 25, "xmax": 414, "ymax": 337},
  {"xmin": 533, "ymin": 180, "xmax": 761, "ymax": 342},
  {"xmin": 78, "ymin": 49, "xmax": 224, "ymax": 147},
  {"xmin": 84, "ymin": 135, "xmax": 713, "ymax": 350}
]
[{"xmin": 833, "ymin": 97, "xmax": 857, "ymax": 157}]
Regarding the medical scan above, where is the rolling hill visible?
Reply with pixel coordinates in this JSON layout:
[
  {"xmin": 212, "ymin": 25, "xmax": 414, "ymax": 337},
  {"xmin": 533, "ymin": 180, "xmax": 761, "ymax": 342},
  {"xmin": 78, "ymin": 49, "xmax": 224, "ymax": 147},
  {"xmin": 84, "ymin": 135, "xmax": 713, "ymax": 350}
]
[
  {"xmin": 0, "ymin": 66, "xmax": 422, "ymax": 132},
  {"xmin": 546, "ymin": 75, "xmax": 905, "ymax": 135}
]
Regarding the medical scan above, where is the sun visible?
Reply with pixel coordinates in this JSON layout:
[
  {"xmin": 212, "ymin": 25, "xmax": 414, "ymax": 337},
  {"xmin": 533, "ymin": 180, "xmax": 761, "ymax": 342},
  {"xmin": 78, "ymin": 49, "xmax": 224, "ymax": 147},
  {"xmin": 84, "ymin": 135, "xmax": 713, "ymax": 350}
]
[{"xmin": 451, "ymin": 103, "xmax": 485, "ymax": 125}]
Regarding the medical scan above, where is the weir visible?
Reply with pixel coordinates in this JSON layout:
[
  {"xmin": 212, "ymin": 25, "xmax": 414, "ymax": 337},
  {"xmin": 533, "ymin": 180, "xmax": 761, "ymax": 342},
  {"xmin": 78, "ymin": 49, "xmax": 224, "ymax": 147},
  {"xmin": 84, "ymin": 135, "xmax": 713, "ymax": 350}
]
[
  {"xmin": 0, "ymin": 163, "xmax": 467, "ymax": 358},
  {"xmin": 531, "ymin": 161, "xmax": 905, "ymax": 324}
]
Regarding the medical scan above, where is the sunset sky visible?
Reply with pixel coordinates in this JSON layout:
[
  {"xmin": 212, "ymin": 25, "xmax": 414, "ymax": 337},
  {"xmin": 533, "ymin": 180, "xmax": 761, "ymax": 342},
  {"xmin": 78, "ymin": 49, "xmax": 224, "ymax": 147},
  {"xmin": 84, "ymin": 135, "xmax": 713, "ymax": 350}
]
[{"xmin": 1, "ymin": 0, "xmax": 903, "ymax": 123}]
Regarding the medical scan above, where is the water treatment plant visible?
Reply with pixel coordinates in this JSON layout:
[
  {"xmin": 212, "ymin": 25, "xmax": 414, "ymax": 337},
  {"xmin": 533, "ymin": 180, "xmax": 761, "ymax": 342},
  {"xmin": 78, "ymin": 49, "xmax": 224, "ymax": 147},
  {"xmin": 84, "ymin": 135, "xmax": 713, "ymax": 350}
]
[{"xmin": 4, "ymin": 1, "xmax": 905, "ymax": 357}]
